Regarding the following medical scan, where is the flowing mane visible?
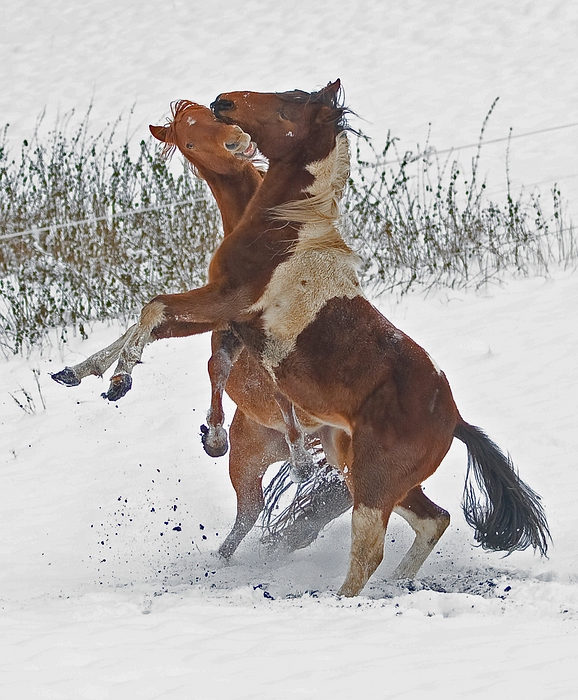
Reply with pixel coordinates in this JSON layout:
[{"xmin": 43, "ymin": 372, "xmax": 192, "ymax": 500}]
[{"xmin": 269, "ymin": 131, "xmax": 355, "ymax": 257}]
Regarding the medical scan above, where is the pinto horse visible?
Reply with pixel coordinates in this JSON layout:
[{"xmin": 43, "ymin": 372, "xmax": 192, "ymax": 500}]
[{"xmin": 60, "ymin": 82, "xmax": 549, "ymax": 596}]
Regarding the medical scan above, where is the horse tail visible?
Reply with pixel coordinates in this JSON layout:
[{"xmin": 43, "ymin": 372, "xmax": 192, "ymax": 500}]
[{"xmin": 454, "ymin": 420, "xmax": 550, "ymax": 556}]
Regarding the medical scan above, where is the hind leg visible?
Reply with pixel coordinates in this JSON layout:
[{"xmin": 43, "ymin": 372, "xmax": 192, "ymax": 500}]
[
  {"xmin": 338, "ymin": 425, "xmax": 431, "ymax": 597},
  {"xmin": 392, "ymin": 486, "xmax": 450, "ymax": 580},
  {"xmin": 274, "ymin": 391, "xmax": 316, "ymax": 483},
  {"xmin": 219, "ymin": 410, "xmax": 290, "ymax": 560},
  {"xmin": 336, "ymin": 430, "xmax": 392, "ymax": 596},
  {"xmin": 338, "ymin": 503, "xmax": 389, "ymax": 597}
]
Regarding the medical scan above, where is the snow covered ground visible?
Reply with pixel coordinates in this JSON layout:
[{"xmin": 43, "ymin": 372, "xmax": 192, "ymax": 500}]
[
  {"xmin": 1, "ymin": 1, "xmax": 578, "ymax": 698},
  {"xmin": 2, "ymin": 274, "xmax": 578, "ymax": 698}
]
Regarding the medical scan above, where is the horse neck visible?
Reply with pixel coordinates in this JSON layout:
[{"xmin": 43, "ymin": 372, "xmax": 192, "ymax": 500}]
[
  {"xmin": 247, "ymin": 135, "xmax": 349, "ymax": 235},
  {"xmin": 248, "ymin": 161, "xmax": 313, "ymax": 213},
  {"xmin": 199, "ymin": 162, "xmax": 262, "ymax": 236}
]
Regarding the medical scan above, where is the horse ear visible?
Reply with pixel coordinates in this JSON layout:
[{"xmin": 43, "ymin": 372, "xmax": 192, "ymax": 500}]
[
  {"xmin": 315, "ymin": 79, "xmax": 343, "ymax": 123},
  {"xmin": 324, "ymin": 79, "xmax": 341, "ymax": 95},
  {"xmin": 149, "ymin": 124, "xmax": 169, "ymax": 142}
]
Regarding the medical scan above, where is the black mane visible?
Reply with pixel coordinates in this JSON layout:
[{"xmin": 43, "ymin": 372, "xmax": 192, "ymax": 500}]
[{"xmin": 276, "ymin": 82, "xmax": 354, "ymax": 133}]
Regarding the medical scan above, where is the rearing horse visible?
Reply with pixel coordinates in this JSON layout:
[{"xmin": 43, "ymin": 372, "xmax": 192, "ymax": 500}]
[
  {"xmin": 208, "ymin": 82, "xmax": 549, "ymax": 596},
  {"xmin": 59, "ymin": 83, "xmax": 550, "ymax": 596},
  {"xmin": 52, "ymin": 102, "xmax": 318, "ymax": 483}
]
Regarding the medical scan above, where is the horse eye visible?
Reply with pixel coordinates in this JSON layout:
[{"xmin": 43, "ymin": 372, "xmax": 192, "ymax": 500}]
[
  {"xmin": 278, "ymin": 109, "xmax": 289, "ymax": 120},
  {"xmin": 185, "ymin": 142, "xmax": 194, "ymax": 149}
]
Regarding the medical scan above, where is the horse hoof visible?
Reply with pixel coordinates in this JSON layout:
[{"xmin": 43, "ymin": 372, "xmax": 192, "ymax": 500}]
[
  {"xmin": 51, "ymin": 367, "xmax": 81, "ymax": 387},
  {"xmin": 200, "ymin": 424, "xmax": 229, "ymax": 458},
  {"xmin": 289, "ymin": 452, "xmax": 316, "ymax": 483},
  {"xmin": 104, "ymin": 373, "xmax": 132, "ymax": 401}
]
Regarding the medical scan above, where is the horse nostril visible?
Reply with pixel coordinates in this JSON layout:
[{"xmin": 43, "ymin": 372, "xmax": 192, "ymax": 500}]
[
  {"xmin": 211, "ymin": 98, "xmax": 235, "ymax": 115},
  {"xmin": 225, "ymin": 142, "xmax": 238, "ymax": 151}
]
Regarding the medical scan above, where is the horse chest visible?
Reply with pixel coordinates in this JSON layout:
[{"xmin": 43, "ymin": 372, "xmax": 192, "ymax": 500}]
[{"xmin": 249, "ymin": 243, "xmax": 362, "ymax": 371}]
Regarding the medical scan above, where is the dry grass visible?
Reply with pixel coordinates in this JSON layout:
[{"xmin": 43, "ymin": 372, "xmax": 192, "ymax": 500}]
[{"xmin": 0, "ymin": 106, "xmax": 575, "ymax": 354}]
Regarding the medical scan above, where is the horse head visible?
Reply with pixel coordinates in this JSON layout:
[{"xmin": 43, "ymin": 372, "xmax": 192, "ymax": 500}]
[
  {"xmin": 210, "ymin": 80, "xmax": 348, "ymax": 163},
  {"xmin": 150, "ymin": 101, "xmax": 257, "ymax": 176}
]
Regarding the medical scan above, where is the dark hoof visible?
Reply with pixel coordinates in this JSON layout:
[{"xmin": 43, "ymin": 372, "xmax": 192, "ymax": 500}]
[
  {"xmin": 200, "ymin": 424, "xmax": 229, "ymax": 458},
  {"xmin": 51, "ymin": 367, "xmax": 81, "ymax": 387},
  {"xmin": 103, "ymin": 373, "xmax": 132, "ymax": 401}
]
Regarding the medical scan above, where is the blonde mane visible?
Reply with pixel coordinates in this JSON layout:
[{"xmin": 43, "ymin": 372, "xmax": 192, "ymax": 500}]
[{"xmin": 268, "ymin": 131, "xmax": 351, "ymax": 254}]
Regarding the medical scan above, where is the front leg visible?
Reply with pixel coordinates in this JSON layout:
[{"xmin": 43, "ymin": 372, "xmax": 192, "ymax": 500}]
[
  {"xmin": 105, "ymin": 301, "xmax": 165, "ymax": 401},
  {"xmin": 219, "ymin": 409, "xmax": 290, "ymax": 560},
  {"xmin": 104, "ymin": 283, "xmax": 244, "ymax": 401},
  {"xmin": 274, "ymin": 391, "xmax": 316, "ymax": 483},
  {"xmin": 201, "ymin": 330, "xmax": 243, "ymax": 458},
  {"xmin": 51, "ymin": 325, "xmax": 138, "ymax": 387}
]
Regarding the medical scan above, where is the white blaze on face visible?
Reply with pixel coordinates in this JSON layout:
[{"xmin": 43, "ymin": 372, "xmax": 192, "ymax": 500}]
[
  {"xmin": 248, "ymin": 134, "xmax": 362, "ymax": 372},
  {"xmin": 187, "ymin": 117, "xmax": 196, "ymax": 126}
]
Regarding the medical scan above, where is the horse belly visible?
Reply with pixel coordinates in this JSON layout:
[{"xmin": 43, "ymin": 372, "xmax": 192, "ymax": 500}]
[
  {"xmin": 225, "ymin": 347, "xmax": 325, "ymax": 433},
  {"xmin": 274, "ymin": 295, "xmax": 457, "ymax": 436}
]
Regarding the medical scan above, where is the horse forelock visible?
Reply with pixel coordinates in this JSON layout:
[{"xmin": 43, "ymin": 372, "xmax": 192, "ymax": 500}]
[
  {"xmin": 170, "ymin": 99, "xmax": 205, "ymax": 122},
  {"xmin": 157, "ymin": 100, "xmax": 206, "ymax": 159}
]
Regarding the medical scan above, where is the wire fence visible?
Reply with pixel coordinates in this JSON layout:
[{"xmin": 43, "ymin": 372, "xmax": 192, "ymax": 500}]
[
  {"xmin": 0, "ymin": 112, "xmax": 576, "ymax": 354},
  {"xmin": 0, "ymin": 197, "xmax": 208, "ymax": 242},
  {"xmin": 2, "ymin": 119, "xmax": 577, "ymax": 244}
]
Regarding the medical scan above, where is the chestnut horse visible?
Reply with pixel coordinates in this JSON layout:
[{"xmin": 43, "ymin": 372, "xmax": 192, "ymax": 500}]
[
  {"xmin": 60, "ymin": 82, "xmax": 549, "ymax": 596},
  {"xmin": 52, "ymin": 102, "xmax": 320, "ymax": 482}
]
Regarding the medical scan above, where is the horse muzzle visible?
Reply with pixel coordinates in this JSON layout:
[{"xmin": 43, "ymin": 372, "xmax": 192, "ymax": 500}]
[{"xmin": 211, "ymin": 96, "xmax": 235, "ymax": 120}]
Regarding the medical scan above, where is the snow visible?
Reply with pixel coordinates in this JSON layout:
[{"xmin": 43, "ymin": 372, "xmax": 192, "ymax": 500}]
[
  {"xmin": 2, "ymin": 1, "xmax": 577, "ymax": 203},
  {"xmin": 3, "ymin": 273, "xmax": 578, "ymax": 698},
  {"xmin": 2, "ymin": 1, "xmax": 578, "ymax": 698}
]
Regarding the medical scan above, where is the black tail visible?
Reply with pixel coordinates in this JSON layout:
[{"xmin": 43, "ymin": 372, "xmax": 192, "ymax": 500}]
[{"xmin": 454, "ymin": 421, "xmax": 550, "ymax": 556}]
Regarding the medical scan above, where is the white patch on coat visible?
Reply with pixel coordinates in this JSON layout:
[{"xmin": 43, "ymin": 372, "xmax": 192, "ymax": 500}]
[
  {"xmin": 428, "ymin": 387, "xmax": 439, "ymax": 414},
  {"xmin": 187, "ymin": 117, "xmax": 196, "ymax": 126},
  {"xmin": 252, "ymin": 246, "xmax": 362, "ymax": 371},
  {"xmin": 338, "ymin": 504, "xmax": 385, "ymax": 597},
  {"xmin": 425, "ymin": 350, "xmax": 442, "ymax": 376},
  {"xmin": 249, "ymin": 132, "xmax": 362, "ymax": 372}
]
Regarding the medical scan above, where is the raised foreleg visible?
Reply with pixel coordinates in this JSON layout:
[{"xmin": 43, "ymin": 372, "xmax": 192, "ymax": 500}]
[
  {"xmin": 104, "ymin": 283, "xmax": 240, "ymax": 401},
  {"xmin": 51, "ymin": 325, "xmax": 138, "ymax": 387},
  {"xmin": 200, "ymin": 330, "xmax": 243, "ymax": 458}
]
